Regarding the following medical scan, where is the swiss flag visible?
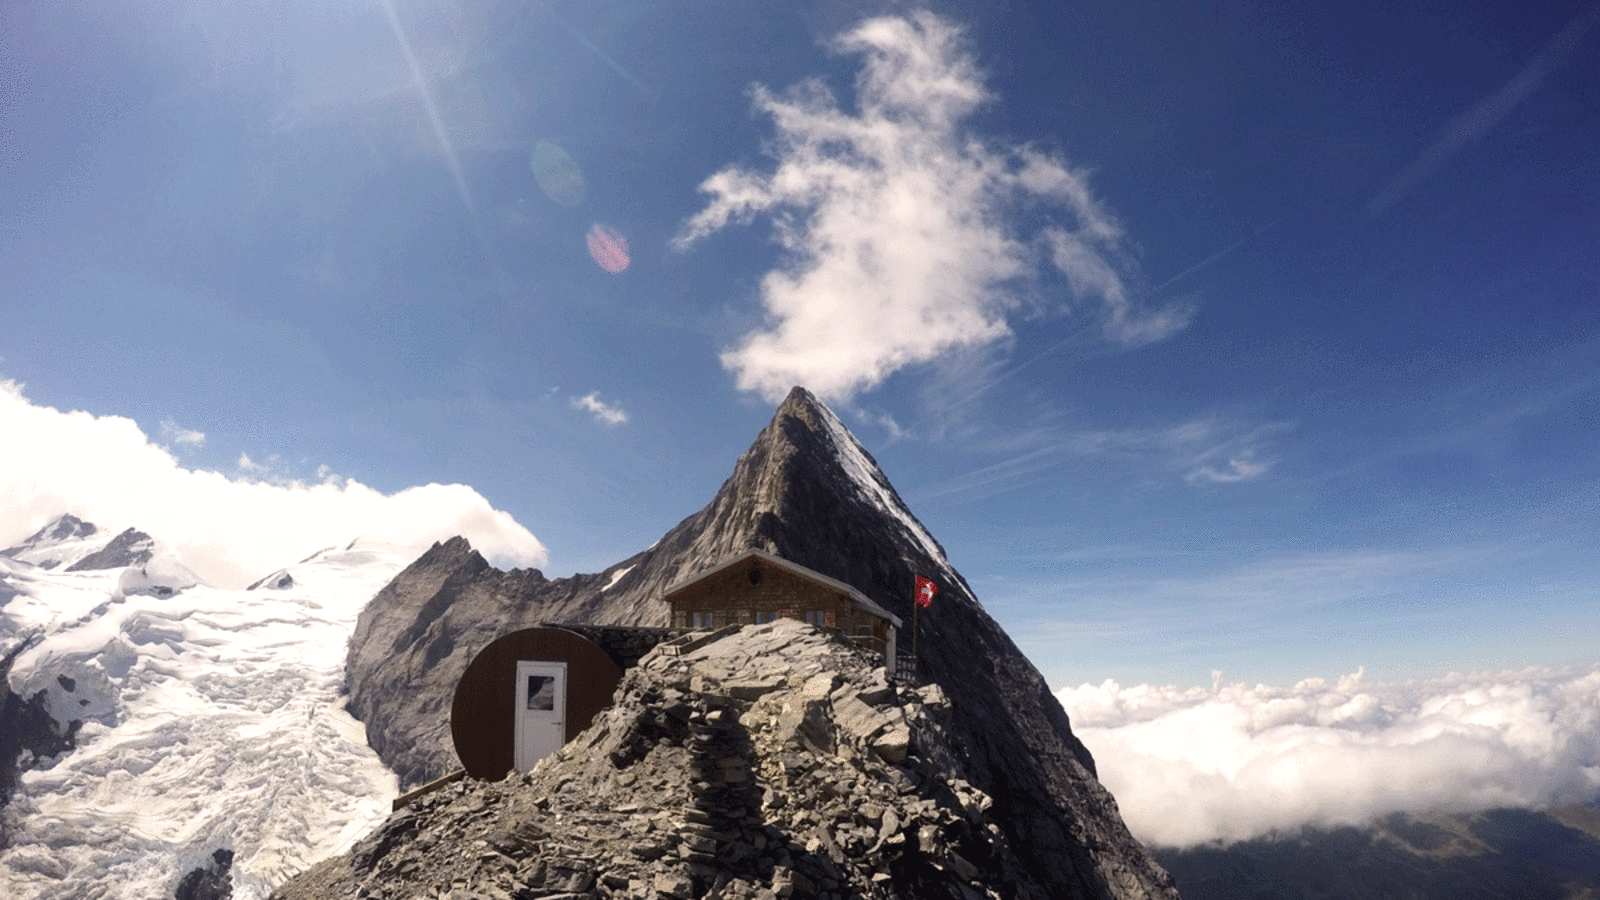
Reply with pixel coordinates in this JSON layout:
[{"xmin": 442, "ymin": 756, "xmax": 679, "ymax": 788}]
[{"xmin": 914, "ymin": 574, "xmax": 938, "ymax": 608}]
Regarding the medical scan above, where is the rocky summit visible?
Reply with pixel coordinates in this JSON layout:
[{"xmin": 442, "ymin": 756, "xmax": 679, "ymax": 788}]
[
  {"xmin": 279, "ymin": 619, "xmax": 1152, "ymax": 900},
  {"xmin": 335, "ymin": 386, "xmax": 1178, "ymax": 900}
]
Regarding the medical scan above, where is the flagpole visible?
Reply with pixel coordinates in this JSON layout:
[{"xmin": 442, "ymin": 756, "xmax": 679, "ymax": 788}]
[{"xmin": 910, "ymin": 581, "xmax": 919, "ymax": 681}]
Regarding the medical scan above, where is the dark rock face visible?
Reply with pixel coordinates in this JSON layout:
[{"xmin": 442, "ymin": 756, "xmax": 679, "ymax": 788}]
[
  {"xmin": 341, "ymin": 386, "xmax": 1177, "ymax": 900},
  {"xmin": 285, "ymin": 621, "xmax": 1171, "ymax": 900},
  {"xmin": 66, "ymin": 527, "xmax": 155, "ymax": 571},
  {"xmin": 247, "ymin": 570, "xmax": 295, "ymax": 590},
  {"xmin": 174, "ymin": 848, "xmax": 234, "ymax": 900},
  {"xmin": 1, "ymin": 635, "xmax": 77, "ymax": 848}
]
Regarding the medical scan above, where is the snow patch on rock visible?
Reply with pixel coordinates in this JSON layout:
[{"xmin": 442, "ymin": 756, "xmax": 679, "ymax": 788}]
[
  {"xmin": 812, "ymin": 399, "xmax": 949, "ymax": 574},
  {"xmin": 603, "ymin": 564, "xmax": 634, "ymax": 591}
]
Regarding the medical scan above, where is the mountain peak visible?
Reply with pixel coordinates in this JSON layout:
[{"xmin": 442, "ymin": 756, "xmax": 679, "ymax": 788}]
[
  {"xmin": 2, "ymin": 513, "xmax": 98, "ymax": 561},
  {"xmin": 715, "ymin": 384, "xmax": 949, "ymax": 578},
  {"xmin": 65, "ymin": 527, "xmax": 156, "ymax": 572},
  {"xmin": 340, "ymin": 390, "xmax": 1174, "ymax": 898},
  {"xmin": 1, "ymin": 514, "xmax": 153, "ymax": 572},
  {"xmin": 30, "ymin": 513, "xmax": 98, "ymax": 545},
  {"xmin": 777, "ymin": 383, "xmax": 820, "ymax": 412}
]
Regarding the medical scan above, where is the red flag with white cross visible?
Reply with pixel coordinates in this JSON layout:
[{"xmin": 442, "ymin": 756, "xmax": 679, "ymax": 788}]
[{"xmin": 914, "ymin": 575, "xmax": 938, "ymax": 608}]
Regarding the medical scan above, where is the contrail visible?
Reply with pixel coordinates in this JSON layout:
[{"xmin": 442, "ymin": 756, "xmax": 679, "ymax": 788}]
[
  {"xmin": 1142, "ymin": 218, "xmax": 1279, "ymax": 299},
  {"xmin": 918, "ymin": 220, "xmax": 1280, "ymax": 431},
  {"xmin": 1367, "ymin": 4, "xmax": 1600, "ymax": 215},
  {"xmin": 550, "ymin": 9, "xmax": 652, "ymax": 97}
]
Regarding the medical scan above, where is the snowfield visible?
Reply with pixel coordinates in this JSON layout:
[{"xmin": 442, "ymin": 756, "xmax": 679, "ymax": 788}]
[{"xmin": 0, "ymin": 543, "xmax": 405, "ymax": 900}]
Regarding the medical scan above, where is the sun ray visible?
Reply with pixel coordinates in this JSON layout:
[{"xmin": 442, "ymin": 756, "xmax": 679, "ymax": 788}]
[{"xmin": 378, "ymin": 0, "xmax": 476, "ymax": 219}]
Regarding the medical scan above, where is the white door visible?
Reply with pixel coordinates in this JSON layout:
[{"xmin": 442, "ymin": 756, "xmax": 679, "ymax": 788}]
[{"xmin": 514, "ymin": 660, "xmax": 567, "ymax": 772}]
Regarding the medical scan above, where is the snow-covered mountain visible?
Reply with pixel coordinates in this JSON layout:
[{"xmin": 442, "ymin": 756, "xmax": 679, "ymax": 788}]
[
  {"xmin": 0, "ymin": 514, "xmax": 155, "ymax": 573},
  {"xmin": 0, "ymin": 521, "xmax": 404, "ymax": 900}
]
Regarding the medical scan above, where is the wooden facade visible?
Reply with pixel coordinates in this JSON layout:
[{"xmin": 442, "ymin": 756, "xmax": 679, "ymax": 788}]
[{"xmin": 664, "ymin": 549, "xmax": 900, "ymax": 663}]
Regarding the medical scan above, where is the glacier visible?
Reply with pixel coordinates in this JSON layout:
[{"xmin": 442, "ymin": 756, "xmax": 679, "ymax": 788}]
[{"xmin": 0, "ymin": 540, "xmax": 405, "ymax": 900}]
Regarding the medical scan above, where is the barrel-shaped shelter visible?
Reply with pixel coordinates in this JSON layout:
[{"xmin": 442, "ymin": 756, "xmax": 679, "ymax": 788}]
[{"xmin": 450, "ymin": 627, "xmax": 622, "ymax": 780}]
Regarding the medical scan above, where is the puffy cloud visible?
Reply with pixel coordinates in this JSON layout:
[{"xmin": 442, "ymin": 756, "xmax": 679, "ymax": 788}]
[
  {"xmin": 571, "ymin": 391, "xmax": 629, "ymax": 427},
  {"xmin": 1057, "ymin": 664, "xmax": 1600, "ymax": 849},
  {"xmin": 674, "ymin": 12, "xmax": 1186, "ymax": 404},
  {"xmin": 0, "ymin": 380, "xmax": 546, "ymax": 588}
]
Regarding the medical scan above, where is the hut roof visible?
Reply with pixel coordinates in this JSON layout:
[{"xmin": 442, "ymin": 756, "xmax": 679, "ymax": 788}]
[{"xmin": 662, "ymin": 548, "xmax": 903, "ymax": 629}]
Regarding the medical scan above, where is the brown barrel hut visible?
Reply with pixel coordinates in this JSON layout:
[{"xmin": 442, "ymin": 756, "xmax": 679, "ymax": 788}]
[
  {"xmin": 450, "ymin": 627, "xmax": 622, "ymax": 780},
  {"xmin": 663, "ymin": 549, "xmax": 901, "ymax": 664}
]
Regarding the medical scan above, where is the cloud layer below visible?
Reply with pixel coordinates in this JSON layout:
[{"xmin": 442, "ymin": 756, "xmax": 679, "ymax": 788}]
[
  {"xmin": 0, "ymin": 381, "xmax": 547, "ymax": 587},
  {"xmin": 1058, "ymin": 664, "xmax": 1600, "ymax": 849},
  {"xmin": 675, "ymin": 12, "xmax": 1188, "ymax": 403}
]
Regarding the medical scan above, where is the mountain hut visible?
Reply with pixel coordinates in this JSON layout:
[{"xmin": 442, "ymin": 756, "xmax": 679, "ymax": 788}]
[{"xmin": 663, "ymin": 548, "xmax": 901, "ymax": 664}]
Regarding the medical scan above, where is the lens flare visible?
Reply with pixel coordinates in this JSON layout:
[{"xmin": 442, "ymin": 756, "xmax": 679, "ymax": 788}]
[
  {"xmin": 530, "ymin": 141, "xmax": 585, "ymax": 208},
  {"xmin": 586, "ymin": 225, "xmax": 630, "ymax": 274}
]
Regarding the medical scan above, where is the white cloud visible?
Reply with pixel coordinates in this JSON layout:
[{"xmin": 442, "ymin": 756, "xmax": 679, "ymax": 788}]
[
  {"xmin": 1042, "ymin": 227, "xmax": 1191, "ymax": 346},
  {"xmin": 1058, "ymin": 663, "xmax": 1600, "ymax": 849},
  {"xmin": 1018, "ymin": 547, "xmax": 1480, "ymax": 646},
  {"xmin": 1073, "ymin": 417, "xmax": 1284, "ymax": 485},
  {"xmin": 674, "ymin": 12, "xmax": 1187, "ymax": 404},
  {"xmin": 571, "ymin": 391, "xmax": 628, "ymax": 427},
  {"xmin": 916, "ymin": 415, "xmax": 1282, "ymax": 503},
  {"xmin": 234, "ymin": 452, "xmax": 334, "ymax": 487},
  {"xmin": 158, "ymin": 419, "xmax": 205, "ymax": 448},
  {"xmin": 237, "ymin": 452, "xmax": 278, "ymax": 479},
  {"xmin": 0, "ymin": 380, "xmax": 547, "ymax": 588},
  {"xmin": 1186, "ymin": 450, "xmax": 1270, "ymax": 485}
]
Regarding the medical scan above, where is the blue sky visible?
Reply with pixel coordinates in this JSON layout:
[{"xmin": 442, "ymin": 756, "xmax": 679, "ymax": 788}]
[{"xmin": 4, "ymin": 0, "xmax": 1597, "ymax": 691}]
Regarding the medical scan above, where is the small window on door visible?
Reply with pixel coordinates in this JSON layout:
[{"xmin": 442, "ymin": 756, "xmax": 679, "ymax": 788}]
[{"xmin": 526, "ymin": 675, "xmax": 555, "ymax": 710}]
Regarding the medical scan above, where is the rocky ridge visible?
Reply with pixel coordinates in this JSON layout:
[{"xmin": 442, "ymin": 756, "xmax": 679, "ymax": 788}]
[
  {"xmin": 67, "ymin": 527, "xmax": 156, "ymax": 572},
  {"xmin": 1153, "ymin": 805, "xmax": 1600, "ymax": 900},
  {"xmin": 340, "ymin": 386, "xmax": 1177, "ymax": 900},
  {"xmin": 279, "ymin": 619, "xmax": 1090, "ymax": 900}
]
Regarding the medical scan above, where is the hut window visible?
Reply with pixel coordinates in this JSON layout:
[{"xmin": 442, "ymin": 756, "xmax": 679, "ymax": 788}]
[
  {"xmin": 755, "ymin": 611, "xmax": 777, "ymax": 624},
  {"xmin": 804, "ymin": 610, "xmax": 825, "ymax": 627},
  {"xmin": 748, "ymin": 568, "xmax": 762, "ymax": 586}
]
